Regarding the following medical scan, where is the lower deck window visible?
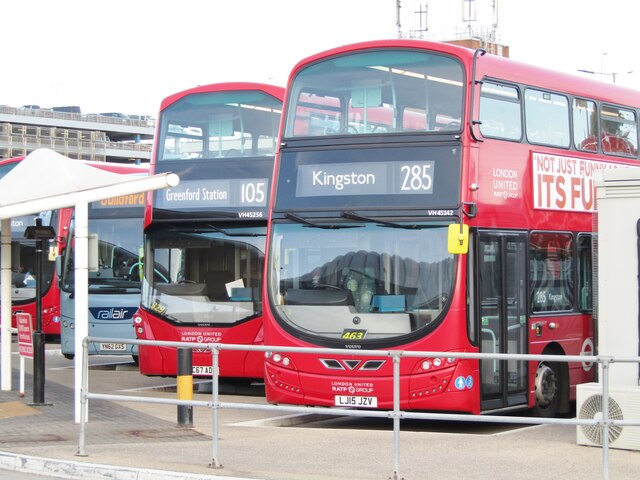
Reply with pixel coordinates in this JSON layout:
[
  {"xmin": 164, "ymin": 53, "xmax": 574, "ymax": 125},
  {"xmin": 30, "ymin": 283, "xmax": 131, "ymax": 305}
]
[{"xmin": 529, "ymin": 232, "xmax": 573, "ymax": 312}]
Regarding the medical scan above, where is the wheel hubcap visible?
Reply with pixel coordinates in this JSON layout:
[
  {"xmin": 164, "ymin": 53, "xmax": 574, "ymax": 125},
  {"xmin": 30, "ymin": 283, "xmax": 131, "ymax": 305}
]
[{"xmin": 534, "ymin": 363, "xmax": 557, "ymax": 407}]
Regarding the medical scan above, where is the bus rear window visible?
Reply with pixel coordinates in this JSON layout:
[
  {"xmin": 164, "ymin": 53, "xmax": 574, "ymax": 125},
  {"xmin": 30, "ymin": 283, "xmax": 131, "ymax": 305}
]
[{"xmin": 285, "ymin": 49, "xmax": 464, "ymax": 137}]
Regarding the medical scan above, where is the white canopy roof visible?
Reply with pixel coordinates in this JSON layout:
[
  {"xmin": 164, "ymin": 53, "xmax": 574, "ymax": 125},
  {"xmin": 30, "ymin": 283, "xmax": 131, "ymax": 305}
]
[
  {"xmin": 1, "ymin": 149, "xmax": 178, "ymax": 421},
  {"xmin": 0, "ymin": 149, "xmax": 177, "ymax": 219}
]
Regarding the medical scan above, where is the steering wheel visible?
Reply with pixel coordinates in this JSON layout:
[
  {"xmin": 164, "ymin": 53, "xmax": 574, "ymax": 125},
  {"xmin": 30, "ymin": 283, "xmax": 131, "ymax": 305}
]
[
  {"xmin": 128, "ymin": 262, "xmax": 143, "ymax": 275},
  {"xmin": 128, "ymin": 262, "xmax": 170, "ymax": 283}
]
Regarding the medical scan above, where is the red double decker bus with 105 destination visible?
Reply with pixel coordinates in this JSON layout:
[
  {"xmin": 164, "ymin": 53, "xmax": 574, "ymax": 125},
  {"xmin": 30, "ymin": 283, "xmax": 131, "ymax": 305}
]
[{"xmin": 135, "ymin": 82, "xmax": 284, "ymax": 379}]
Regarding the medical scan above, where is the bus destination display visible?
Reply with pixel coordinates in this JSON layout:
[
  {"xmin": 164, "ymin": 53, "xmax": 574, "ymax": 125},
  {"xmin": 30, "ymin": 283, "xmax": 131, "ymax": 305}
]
[
  {"xmin": 296, "ymin": 160, "xmax": 434, "ymax": 197},
  {"xmin": 155, "ymin": 178, "xmax": 270, "ymax": 210},
  {"xmin": 276, "ymin": 144, "xmax": 461, "ymax": 210}
]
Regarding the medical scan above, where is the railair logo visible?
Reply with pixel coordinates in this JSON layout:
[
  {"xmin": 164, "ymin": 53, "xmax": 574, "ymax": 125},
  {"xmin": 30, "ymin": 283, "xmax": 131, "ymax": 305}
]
[{"xmin": 88, "ymin": 307, "xmax": 136, "ymax": 321}]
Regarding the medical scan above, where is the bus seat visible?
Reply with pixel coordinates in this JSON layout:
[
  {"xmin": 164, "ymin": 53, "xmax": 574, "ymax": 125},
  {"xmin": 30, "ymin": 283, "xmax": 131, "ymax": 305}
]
[
  {"xmin": 578, "ymin": 135, "xmax": 598, "ymax": 151},
  {"xmin": 12, "ymin": 271, "xmax": 26, "ymax": 288},
  {"xmin": 202, "ymin": 270, "xmax": 234, "ymax": 301},
  {"xmin": 602, "ymin": 133, "xmax": 637, "ymax": 156}
]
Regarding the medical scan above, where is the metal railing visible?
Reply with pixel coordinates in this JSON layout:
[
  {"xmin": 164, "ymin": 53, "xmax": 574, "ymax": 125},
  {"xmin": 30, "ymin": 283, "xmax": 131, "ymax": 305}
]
[{"xmin": 77, "ymin": 337, "xmax": 640, "ymax": 480}]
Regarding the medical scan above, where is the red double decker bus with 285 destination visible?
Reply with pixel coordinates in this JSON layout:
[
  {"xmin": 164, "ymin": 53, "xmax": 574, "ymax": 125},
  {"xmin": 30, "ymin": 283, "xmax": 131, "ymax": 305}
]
[{"xmin": 263, "ymin": 39, "xmax": 640, "ymax": 416}]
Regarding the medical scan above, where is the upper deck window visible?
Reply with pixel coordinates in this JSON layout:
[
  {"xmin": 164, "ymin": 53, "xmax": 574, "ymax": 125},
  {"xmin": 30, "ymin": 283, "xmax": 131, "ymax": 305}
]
[
  {"xmin": 573, "ymin": 98, "xmax": 598, "ymax": 152},
  {"xmin": 525, "ymin": 89, "xmax": 570, "ymax": 148},
  {"xmin": 157, "ymin": 91, "xmax": 282, "ymax": 161},
  {"xmin": 600, "ymin": 105, "xmax": 638, "ymax": 157},
  {"xmin": 284, "ymin": 50, "xmax": 464, "ymax": 137},
  {"xmin": 479, "ymin": 82, "xmax": 521, "ymax": 140}
]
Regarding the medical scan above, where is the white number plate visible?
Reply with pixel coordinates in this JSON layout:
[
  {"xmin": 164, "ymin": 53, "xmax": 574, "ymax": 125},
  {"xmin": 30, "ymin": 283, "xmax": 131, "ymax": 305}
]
[
  {"xmin": 192, "ymin": 366, "xmax": 213, "ymax": 375},
  {"xmin": 98, "ymin": 343, "xmax": 126, "ymax": 351},
  {"xmin": 334, "ymin": 395, "xmax": 378, "ymax": 408}
]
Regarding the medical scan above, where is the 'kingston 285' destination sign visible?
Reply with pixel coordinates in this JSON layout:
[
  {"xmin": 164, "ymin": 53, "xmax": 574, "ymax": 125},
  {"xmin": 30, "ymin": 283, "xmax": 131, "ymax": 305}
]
[
  {"xmin": 276, "ymin": 144, "xmax": 461, "ymax": 210},
  {"xmin": 296, "ymin": 160, "xmax": 434, "ymax": 197}
]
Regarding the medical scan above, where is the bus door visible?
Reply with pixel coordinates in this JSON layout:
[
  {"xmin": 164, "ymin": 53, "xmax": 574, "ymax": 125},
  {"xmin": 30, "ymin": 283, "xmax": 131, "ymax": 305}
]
[{"xmin": 475, "ymin": 231, "xmax": 528, "ymax": 411}]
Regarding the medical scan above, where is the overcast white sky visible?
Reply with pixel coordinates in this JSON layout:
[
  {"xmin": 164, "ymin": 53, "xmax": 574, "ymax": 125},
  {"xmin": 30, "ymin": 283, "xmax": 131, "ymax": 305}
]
[{"xmin": 1, "ymin": 0, "xmax": 638, "ymax": 116}]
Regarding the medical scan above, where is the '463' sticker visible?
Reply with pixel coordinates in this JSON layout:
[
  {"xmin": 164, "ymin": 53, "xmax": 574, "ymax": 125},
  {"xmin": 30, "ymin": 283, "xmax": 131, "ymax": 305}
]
[{"xmin": 341, "ymin": 329, "xmax": 367, "ymax": 340}]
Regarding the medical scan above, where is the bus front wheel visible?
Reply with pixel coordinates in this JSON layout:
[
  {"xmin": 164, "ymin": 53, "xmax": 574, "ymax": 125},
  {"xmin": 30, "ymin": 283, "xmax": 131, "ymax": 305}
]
[{"xmin": 533, "ymin": 361, "xmax": 562, "ymax": 417}]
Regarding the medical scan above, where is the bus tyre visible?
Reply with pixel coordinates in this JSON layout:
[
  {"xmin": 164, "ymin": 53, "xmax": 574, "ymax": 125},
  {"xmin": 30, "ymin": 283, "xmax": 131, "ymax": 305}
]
[
  {"xmin": 63, "ymin": 353, "xmax": 74, "ymax": 360},
  {"xmin": 533, "ymin": 361, "xmax": 561, "ymax": 417}
]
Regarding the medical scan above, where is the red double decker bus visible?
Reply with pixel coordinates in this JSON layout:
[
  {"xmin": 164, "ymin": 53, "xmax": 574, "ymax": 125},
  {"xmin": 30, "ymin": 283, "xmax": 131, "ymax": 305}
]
[
  {"xmin": 263, "ymin": 39, "xmax": 640, "ymax": 416},
  {"xmin": 0, "ymin": 156, "xmax": 72, "ymax": 337},
  {"xmin": 135, "ymin": 82, "xmax": 284, "ymax": 378}
]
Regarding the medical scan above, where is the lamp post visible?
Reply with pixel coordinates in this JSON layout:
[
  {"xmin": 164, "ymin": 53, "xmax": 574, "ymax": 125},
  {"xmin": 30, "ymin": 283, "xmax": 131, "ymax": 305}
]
[
  {"xmin": 577, "ymin": 69, "xmax": 634, "ymax": 84},
  {"xmin": 24, "ymin": 218, "xmax": 56, "ymax": 405}
]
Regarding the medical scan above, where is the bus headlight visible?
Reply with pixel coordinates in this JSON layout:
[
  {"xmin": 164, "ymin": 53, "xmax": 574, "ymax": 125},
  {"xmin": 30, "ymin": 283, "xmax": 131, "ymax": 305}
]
[
  {"xmin": 419, "ymin": 356, "xmax": 456, "ymax": 372},
  {"xmin": 133, "ymin": 316, "xmax": 142, "ymax": 324},
  {"xmin": 267, "ymin": 351, "xmax": 292, "ymax": 368}
]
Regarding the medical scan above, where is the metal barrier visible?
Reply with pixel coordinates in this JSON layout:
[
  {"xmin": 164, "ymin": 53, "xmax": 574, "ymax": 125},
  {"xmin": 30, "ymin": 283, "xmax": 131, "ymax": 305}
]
[{"xmin": 77, "ymin": 337, "xmax": 640, "ymax": 480}]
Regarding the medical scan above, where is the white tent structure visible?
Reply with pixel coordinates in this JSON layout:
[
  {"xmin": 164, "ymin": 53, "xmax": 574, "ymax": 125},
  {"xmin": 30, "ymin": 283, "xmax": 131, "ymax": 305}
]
[{"xmin": 0, "ymin": 149, "xmax": 178, "ymax": 422}]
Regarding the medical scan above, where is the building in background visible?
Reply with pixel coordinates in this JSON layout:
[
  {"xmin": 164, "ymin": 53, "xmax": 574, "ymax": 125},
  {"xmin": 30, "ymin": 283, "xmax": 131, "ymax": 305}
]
[{"xmin": 0, "ymin": 105, "xmax": 154, "ymax": 164}]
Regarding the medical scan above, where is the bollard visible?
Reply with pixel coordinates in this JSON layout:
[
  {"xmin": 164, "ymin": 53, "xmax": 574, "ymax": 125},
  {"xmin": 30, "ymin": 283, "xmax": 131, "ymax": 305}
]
[{"xmin": 176, "ymin": 347, "xmax": 194, "ymax": 427}]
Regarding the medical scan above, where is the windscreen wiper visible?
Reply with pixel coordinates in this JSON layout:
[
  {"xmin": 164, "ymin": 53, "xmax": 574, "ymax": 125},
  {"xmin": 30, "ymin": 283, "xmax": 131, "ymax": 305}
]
[
  {"xmin": 284, "ymin": 211, "xmax": 361, "ymax": 229},
  {"xmin": 203, "ymin": 224, "xmax": 266, "ymax": 237},
  {"xmin": 87, "ymin": 286, "xmax": 140, "ymax": 294},
  {"xmin": 341, "ymin": 211, "xmax": 426, "ymax": 229},
  {"xmin": 153, "ymin": 209, "xmax": 238, "ymax": 220}
]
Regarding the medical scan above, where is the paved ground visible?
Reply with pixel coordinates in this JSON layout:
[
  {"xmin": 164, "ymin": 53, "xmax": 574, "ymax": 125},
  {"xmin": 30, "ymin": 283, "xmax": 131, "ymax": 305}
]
[{"xmin": 0, "ymin": 349, "xmax": 639, "ymax": 480}]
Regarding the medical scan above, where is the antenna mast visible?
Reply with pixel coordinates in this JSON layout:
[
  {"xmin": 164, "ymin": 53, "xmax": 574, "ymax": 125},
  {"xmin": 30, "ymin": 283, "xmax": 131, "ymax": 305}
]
[
  {"xmin": 491, "ymin": 0, "xmax": 499, "ymax": 42},
  {"xmin": 409, "ymin": 3, "xmax": 428, "ymax": 39}
]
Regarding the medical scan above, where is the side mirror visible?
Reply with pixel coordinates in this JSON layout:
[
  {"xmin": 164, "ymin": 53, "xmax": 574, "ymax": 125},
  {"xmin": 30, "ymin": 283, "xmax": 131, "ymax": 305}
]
[
  {"xmin": 88, "ymin": 233, "xmax": 99, "ymax": 272},
  {"xmin": 448, "ymin": 224, "xmax": 469, "ymax": 254},
  {"xmin": 55, "ymin": 255, "xmax": 62, "ymax": 278}
]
